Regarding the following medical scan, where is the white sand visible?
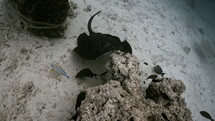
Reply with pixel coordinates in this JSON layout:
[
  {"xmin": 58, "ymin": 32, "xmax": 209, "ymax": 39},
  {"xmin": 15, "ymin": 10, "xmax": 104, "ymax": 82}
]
[{"xmin": 0, "ymin": 0, "xmax": 214, "ymax": 121}]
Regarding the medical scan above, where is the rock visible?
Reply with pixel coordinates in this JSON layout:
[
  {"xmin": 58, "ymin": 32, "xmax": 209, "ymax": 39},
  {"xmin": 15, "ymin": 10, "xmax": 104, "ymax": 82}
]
[
  {"xmin": 146, "ymin": 78, "xmax": 186, "ymax": 102},
  {"xmin": 77, "ymin": 80, "xmax": 147, "ymax": 121},
  {"xmin": 74, "ymin": 51, "xmax": 192, "ymax": 121},
  {"xmin": 76, "ymin": 79, "xmax": 192, "ymax": 121},
  {"xmin": 103, "ymin": 51, "xmax": 141, "ymax": 96}
]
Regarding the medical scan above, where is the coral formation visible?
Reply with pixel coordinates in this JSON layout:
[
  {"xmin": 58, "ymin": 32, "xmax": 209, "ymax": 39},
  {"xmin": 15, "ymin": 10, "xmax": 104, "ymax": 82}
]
[{"xmin": 73, "ymin": 51, "xmax": 192, "ymax": 121}]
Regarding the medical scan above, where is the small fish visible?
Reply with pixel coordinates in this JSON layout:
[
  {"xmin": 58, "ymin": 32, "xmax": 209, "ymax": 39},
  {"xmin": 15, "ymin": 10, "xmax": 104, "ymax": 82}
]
[
  {"xmin": 154, "ymin": 65, "xmax": 165, "ymax": 77},
  {"xmin": 50, "ymin": 63, "xmax": 70, "ymax": 78},
  {"xmin": 162, "ymin": 93, "xmax": 172, "ymax": 101},
  {"xmin": 75, "ymin": 68, "xmax": 97, "ymax": 78},
  {"xmin": 152, "ymin": 79, "xmax": 161, "ymax": 83},
  {"xmin": 161, "ymin": 113, "xmax": 170, "ymax": 121},
  {"xmin": 71, "ymin": 113, "xmax": 77, "ymax": 121},
  {"xmin": 75, "ymin": 91, "xmax": 86, "ymax": 110},
  {"xmin": 71, "ymin": 91, "xmax": 86, "ymax": 121},
  {"xmin": 100, "ymin": 71, "xmax": 107, "ymax": 76},
  {"xmin": 200, "ymin": 111, "xmax": 214, "ymax": 121},
  {"xmin": 146, "ymin": 75, "xmax": 158, "ymax": 80}
]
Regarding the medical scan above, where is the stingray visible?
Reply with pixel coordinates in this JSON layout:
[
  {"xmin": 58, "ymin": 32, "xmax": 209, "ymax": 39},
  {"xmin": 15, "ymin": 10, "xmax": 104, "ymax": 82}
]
[{"xmin": 74, "ymin": 11, "xmax": 132, "ymax": 60}]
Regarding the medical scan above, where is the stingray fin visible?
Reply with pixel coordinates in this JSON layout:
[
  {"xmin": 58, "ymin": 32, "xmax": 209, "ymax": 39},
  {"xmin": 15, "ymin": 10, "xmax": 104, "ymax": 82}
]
[{"xmin": 77, "ymin": 33, "xmax": 89, "ymax": 47}]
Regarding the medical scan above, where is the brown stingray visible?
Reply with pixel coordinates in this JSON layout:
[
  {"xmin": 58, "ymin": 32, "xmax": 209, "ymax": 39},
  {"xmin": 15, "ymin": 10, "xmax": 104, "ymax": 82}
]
[{"xmin": 74, "ymin": 11, "xmax": 132, "ymax": 60}]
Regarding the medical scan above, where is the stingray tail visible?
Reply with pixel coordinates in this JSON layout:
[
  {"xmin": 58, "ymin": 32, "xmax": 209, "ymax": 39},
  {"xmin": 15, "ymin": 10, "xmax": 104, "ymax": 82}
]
[
  {"xmin": 88, "ymin": 11, "xmax": 102, "ymax": 35},
  {"xmin": 122, "ymin": 40, "xmax": 132, "ymax": 54}
]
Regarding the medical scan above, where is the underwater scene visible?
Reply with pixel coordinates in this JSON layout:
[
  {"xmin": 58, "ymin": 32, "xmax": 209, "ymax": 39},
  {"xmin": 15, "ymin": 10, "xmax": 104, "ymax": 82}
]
[{"xmin": 0, "ymin": 0, "xmax": 214, "ymax": 121}]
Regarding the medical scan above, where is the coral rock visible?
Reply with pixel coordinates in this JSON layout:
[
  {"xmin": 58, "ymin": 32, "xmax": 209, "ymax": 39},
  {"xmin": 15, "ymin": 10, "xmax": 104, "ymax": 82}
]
[{"xmin": 74, "ymin": 51, "xmax": 192, "ymax": 121}]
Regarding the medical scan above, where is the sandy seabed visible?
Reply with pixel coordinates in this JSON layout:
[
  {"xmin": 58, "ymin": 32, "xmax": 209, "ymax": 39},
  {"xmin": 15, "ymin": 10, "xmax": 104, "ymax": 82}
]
[{"xmin": 0, "ymin": 0, "xmax": 215, "ymax": 121}]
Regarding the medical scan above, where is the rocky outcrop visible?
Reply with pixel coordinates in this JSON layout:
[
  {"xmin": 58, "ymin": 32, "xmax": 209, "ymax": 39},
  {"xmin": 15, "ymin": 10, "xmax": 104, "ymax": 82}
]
[{"xmin": 73, "ymin": 51, "xmax": 192, "ymax": 121}]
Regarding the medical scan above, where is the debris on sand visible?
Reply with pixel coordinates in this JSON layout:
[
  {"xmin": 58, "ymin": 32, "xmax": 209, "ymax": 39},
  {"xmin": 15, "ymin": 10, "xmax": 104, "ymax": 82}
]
[{"xmin": 11, "ymin": 0, "xmax": 71, "ymax": 37}]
